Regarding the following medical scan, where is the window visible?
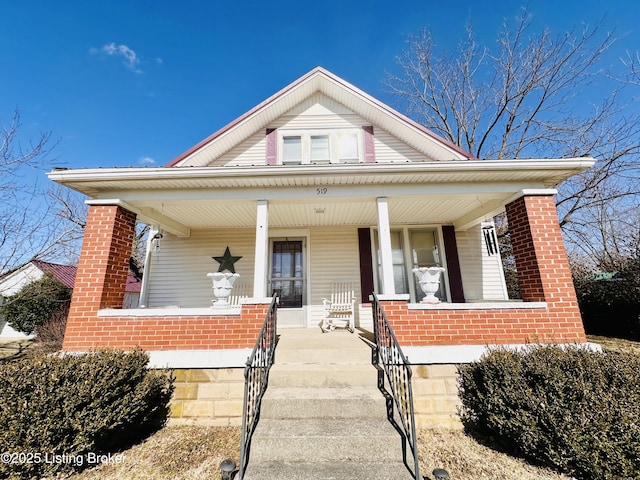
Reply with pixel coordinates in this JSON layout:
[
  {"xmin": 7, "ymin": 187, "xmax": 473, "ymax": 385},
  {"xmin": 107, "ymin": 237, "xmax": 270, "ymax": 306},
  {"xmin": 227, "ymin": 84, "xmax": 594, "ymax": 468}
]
[
  {"xmin": 310, "ymin": 135, "xmax": 330, "ymax": 163},
  {"xmin": 282, "ymin": 136, "xmax": 302, "ymax": 164},
  {"xmin": 373, "ymin": 226, "xmax": 448, "ymax": 302},
  {"xmin": 278, "ymin": 130, "xmax": 361, "ymax": 164},
  {"xmin": 338, "ymin": 133, "xmax": 359, "ymax": 163}
]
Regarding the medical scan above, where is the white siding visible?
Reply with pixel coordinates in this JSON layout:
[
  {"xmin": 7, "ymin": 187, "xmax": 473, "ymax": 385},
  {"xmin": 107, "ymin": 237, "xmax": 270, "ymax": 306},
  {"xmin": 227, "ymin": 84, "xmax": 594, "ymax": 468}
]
[
  {"xmin": 215, "ymin": 131, "xmax": 267, "ymax": 167},
  {"xmin": 307, "ymin": 226, "xmax": 362, "ymax": 328},
  {"xmin": 456, "ymin": 223, "xmax": 508, "ymax": 301},
  {"xmin": 146, "ymin": 229, "xmax": 256, "ymax": 308},
  {"xmin": 373, "ymin": 128, "xmax": 432, "ymax": 163}
]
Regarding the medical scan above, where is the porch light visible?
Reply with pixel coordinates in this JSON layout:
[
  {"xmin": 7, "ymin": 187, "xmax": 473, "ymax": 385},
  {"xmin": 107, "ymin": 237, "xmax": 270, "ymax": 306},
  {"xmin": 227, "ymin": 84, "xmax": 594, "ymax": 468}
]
[
  {"xmin": 432, "ymin": 468, "xmax": 450, "ymax": 479},
  {"xmin": 219, "ymin": 459, "xmax": 236, "ymax": 479},
  {"xmin": 151, "ymin": 232, "xmax": 163, "ymax": 254}
]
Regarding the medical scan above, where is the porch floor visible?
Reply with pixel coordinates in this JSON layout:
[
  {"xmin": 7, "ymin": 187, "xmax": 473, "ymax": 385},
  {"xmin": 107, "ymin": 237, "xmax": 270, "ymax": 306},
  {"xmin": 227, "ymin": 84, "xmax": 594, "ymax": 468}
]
[{"xmin": 275, "ymin": 325, "xmax": 374, "ymax": 364}]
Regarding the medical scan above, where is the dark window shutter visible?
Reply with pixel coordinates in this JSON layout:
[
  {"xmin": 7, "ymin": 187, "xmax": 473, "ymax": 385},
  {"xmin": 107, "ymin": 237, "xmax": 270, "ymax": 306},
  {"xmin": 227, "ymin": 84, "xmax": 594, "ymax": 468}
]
[
  {"xmin": 441, "ymin": 225, "xmax": 465, "ymax": 303},
  {"xmin": 358, "ymin": 228, "xmax": 375, "ymax": 303},
  {"xmin": 266, "ymin": 128, "xmax": 277, "ymax": 165},
  {"xmin": 362, "ymin": 126, "xmax": 375, "ymax": 163}
]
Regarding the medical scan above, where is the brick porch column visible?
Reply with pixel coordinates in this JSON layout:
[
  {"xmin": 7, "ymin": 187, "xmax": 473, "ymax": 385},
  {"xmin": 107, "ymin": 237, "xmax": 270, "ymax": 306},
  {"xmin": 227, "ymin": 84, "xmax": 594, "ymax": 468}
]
[
  {"xmin": 505, "ymin": 194, "xmax": 578, "ymax": 306},
  {"xmin": 63, "ymin": 204, "xmax": 136, "ymax": 350}
]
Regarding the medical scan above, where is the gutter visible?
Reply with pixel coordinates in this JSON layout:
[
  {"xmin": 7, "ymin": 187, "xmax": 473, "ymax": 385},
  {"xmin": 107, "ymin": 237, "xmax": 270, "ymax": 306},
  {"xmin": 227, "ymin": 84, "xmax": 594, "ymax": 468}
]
[{"xmin": 48, "ymin": 157, "xmax": 596, "ymax": 184}]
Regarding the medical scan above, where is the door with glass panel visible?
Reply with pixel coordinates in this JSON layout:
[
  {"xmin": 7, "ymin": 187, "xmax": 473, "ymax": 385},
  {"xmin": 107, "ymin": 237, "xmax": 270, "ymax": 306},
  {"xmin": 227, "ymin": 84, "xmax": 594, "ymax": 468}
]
[{"xmin": 270, "ymin": 240, "xmax": 304, "ymax": 308}]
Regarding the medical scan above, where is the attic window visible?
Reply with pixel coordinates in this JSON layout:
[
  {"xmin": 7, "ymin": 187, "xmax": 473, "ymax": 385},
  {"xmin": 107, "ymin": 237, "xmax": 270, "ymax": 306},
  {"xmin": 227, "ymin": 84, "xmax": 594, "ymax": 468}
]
[
  {"xmin": 278, "ymin": 129, "xmax": 363, "ymax": 165},
  {"xmin": 282, "ymin": 136, "xmax": 302, "ymax": 164},
  {"xmin": 338, "ymin": 133, "xmax": 359, "ymax": 163},
  {"xmin": 310, "ymin": 135, "xmax": 330, "ymax": 163}
]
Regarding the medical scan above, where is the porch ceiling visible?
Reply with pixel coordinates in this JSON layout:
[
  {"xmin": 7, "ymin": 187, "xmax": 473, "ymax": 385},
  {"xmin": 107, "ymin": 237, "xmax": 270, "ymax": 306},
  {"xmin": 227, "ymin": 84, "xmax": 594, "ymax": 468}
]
[{"xmin": 129, "ymin": 192, "xmax": 509, "ymax": 230}]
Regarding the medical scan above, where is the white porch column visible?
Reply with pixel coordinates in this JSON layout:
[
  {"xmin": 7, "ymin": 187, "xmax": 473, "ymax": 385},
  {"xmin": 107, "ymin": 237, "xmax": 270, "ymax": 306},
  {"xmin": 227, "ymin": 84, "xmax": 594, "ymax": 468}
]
[
  {"xmin": 253, "ymin": 200, "xmax": 269, "ymax": 298},
  {"xmin": 376, "ymin": 197, "xmax": 395, "ymax": 295}
]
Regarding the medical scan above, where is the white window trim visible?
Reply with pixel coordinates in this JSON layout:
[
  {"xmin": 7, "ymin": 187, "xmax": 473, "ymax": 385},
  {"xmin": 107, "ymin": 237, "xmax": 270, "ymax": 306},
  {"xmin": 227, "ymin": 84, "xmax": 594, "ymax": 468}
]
[{"xmin": 278, "ymin": 129, "xmax": 362, "ymax": 165}]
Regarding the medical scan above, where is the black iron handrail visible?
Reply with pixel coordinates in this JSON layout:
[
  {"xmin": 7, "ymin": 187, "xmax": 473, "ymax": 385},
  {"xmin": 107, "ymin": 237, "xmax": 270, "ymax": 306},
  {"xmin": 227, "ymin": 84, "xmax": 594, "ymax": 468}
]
[
  {"xmin": 238, "ymin": 295, "xmax": 278, "ymax": 479},
  {"xmin": 371, "ymin": 293, "xmax": 421, "ymax": 480}
]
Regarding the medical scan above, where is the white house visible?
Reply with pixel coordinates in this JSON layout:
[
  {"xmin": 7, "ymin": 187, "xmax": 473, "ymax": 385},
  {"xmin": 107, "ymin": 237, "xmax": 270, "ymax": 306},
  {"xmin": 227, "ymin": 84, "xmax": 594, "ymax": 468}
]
[{"xmin": 48, "ymin": 67, "xmax": 592, "ymax": 364}]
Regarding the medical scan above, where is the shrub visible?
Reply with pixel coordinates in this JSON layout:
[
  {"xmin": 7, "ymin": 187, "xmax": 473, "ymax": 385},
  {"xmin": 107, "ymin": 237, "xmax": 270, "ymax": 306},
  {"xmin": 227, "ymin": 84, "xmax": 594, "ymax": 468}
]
[
  {"xmin": 573, "ymin": 258, "xmax": 640, "ymax": 340},
  {"xmin": 0, "ymin": 349, "xmax": 174, "ymax": 478},
  {"xmin": 0, "ymin": 273, "xmax": 72, "ymax": 335},
  {"xmin": 34, "ymin": 301, "xmax": 69, "ymax": 347},
  {"xmin": 458, "ymin": 345, "xmax": 640, "ymax": 479}
]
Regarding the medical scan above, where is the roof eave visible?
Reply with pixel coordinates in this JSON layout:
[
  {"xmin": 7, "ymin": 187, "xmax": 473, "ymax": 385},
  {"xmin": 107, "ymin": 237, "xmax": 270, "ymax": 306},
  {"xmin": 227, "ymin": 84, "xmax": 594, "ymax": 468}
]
[{"xmin": 48, "ymin": 157, "xmax": 596, "ymax": 197}]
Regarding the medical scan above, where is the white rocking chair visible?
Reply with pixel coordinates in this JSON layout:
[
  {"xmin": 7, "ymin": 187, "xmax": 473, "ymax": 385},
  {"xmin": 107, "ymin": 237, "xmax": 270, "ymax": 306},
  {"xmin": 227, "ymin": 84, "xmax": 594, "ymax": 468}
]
[
  {"xmin": 228, "ymin": 282, "xmax": 250, "ymax": 309},
  {"xmin": 321, "ymin": 281, "xmax": 356, "ymax": 333}
]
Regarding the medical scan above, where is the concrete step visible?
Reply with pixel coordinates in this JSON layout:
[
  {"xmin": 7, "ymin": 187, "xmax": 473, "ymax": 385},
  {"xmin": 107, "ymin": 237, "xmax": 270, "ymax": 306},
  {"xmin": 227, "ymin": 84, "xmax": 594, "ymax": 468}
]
[
  {"xmin": 248, "ymin": 418, "xmax": 404, "ymax": 463},
  {"xmin": 274, "ymin": 329, "xmax": 374, "ymax": 365},
  {"xmin": 261, "ymin": 387, "xmax": 388, "ymax": 419},
  {"xmin": 242, "ymin": 328, "xmax": 415, "ymax": 479},
  {"xmin": 242, "ymin": 460, "xmax": 414, "ymax": 480},
  {"xmin": 268, "ymin": 363, "xmax": 379, "ymax": 388}
]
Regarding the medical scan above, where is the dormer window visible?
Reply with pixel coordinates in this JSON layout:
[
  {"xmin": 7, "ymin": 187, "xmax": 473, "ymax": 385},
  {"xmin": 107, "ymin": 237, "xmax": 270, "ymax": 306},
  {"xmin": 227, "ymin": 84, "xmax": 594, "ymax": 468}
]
[{"xmin": 278, "ymin": 129, "xmax": 362, "ymax": 165}]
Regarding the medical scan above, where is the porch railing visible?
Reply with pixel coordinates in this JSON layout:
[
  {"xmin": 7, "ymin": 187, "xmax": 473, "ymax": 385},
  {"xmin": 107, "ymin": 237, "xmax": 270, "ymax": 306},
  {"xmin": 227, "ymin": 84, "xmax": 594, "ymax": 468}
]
[
  {"xmin": 371, "ymin": 293, "xmax": 421, "ymax": 480},
  {"xmin": 238, "ymin": 295, "xmax": 278, "ymax": 479}
]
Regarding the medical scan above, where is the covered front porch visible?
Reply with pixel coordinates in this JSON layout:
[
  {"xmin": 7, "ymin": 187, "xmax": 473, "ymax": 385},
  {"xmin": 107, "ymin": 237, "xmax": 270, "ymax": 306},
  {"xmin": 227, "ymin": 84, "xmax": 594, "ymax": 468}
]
[{"xmin": 51, "ymin": 159, "xmax": 590, "ymax": 363}]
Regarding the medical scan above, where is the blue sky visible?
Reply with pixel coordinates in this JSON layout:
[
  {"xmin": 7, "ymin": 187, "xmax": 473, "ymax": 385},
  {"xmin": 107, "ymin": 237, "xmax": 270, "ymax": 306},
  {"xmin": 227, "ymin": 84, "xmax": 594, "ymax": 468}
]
[{"xmin": 1, "ymin": 0, "xmax": 638, "ymax": 172}]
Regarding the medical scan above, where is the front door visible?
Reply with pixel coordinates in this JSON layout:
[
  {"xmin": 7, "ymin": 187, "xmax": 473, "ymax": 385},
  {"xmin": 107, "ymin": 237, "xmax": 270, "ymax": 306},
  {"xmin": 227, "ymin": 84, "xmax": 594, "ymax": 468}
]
[{"xmin": 270, "ymin": 240, "xmax": 304, "ymax": 308}]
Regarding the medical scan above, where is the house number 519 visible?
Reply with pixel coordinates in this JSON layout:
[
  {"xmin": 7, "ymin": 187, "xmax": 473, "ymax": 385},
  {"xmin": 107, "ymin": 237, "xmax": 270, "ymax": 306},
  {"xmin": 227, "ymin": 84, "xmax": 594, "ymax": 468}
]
[{"xmin": 316, "ymin": 187, "xmax": 328, "ymax": 195}]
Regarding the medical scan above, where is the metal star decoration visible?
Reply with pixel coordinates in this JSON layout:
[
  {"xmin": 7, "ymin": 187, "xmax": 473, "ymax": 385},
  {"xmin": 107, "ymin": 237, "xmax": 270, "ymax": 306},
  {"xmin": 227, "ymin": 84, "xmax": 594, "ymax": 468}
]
[{"xmin": 213, "ymin": 246, "xmax": 242, "ymax": 273}]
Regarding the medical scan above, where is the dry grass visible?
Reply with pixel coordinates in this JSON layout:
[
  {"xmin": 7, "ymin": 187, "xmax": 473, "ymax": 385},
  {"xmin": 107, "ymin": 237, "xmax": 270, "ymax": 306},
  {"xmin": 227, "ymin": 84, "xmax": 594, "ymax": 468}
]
[
  {"xmin": 417, "ymin": 430, "xmax": 573, "ymax": 480},
  {"xmin": 0, "ymin": 338, "xmax": 34, "ymax": 361},
  {"xmin": 587, "ymin": 334, "xmax": 640, "ymax": 354},
  {"xmin": 69, "ymin": 426, "xmax": 241, "ymax": 480}
]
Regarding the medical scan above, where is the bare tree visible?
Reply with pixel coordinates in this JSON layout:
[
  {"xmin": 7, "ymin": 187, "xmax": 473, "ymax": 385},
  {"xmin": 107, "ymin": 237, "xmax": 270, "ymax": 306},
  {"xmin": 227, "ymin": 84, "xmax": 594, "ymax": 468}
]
[
  {"xmin": 385, "ymin": 9, "xmax": 640, "ymax": 262},
  {"xmin": 0, "ymin": 109, "xmax": 84, "ymax": 273}
]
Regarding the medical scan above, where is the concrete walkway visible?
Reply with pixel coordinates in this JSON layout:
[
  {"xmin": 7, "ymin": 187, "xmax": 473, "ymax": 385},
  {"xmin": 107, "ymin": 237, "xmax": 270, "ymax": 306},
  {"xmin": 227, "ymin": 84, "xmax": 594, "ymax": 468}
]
[{"xmin": 241, "ymin": 327, "xmax": 416, "ymax": 480}]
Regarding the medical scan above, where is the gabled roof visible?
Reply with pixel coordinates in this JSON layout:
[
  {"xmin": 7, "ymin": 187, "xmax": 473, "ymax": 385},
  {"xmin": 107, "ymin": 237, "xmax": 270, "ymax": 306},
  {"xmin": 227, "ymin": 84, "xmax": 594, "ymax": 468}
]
[
  {"xmin": 167, "ymin": 67, "xmax": 473, "ymax": 167},
  {"xmin": 32, "ymin": 260, "xmax": 77, "ymax": 289}
]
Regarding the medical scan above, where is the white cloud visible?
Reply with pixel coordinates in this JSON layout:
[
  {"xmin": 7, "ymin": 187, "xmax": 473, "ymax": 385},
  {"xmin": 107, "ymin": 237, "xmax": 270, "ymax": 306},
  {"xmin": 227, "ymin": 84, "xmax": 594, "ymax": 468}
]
[
  {"xmin": 94, "ymin": 42, "xmax": 142, "ymax": 73},
  {"xmin": 139, "ymin": 156, "xmax": 156, "ymax": 165}
]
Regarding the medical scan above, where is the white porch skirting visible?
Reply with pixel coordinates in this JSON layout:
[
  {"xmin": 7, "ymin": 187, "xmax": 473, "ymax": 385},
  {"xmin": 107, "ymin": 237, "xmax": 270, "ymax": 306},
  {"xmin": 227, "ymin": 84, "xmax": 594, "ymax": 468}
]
[
  {"xmin": 148, "ymin": 349, "xmax": 253, "ymax": 368},
  {"xmin": 403, "ymin": 342, "xmax": 602, "ymax": 365}
]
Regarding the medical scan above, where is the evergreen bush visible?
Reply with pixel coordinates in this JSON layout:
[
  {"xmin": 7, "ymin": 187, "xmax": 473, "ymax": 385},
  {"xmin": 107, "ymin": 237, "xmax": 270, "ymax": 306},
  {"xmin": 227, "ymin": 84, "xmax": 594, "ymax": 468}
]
[
  {"xmin": 458, "ymin": 345, "xmax": 640, "ymax": 479},
  {"xmin": 0, "ymin": 349, "xmax": 174, "ymax": 478},
  {"xmin": 0, "ymin": 273, "xmax": 72, "ymax": 335}
]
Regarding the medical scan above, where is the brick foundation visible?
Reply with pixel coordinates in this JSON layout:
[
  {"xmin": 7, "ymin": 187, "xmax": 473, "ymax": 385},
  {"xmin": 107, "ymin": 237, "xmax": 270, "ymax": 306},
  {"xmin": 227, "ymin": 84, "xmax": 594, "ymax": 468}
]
[{"xmin": 381, "ymin": 194, "xmax": 586, "ymax": 346}]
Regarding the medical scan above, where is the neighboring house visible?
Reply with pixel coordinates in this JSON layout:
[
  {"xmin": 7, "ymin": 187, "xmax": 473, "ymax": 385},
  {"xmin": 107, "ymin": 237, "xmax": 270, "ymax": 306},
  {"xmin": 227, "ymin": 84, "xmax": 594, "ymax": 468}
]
[
  {"xmin": 48, "ymin": 67, "xmax": 593, "ymax": 367},
  {"xmin": 0, "ymin": 260, "xmax": 141, "ymax": 339}
]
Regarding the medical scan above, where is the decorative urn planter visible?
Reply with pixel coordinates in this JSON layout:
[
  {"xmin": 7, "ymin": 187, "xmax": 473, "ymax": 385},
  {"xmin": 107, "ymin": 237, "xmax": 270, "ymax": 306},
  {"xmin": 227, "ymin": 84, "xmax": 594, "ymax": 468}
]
[
  {"xmin": 412, "ymin": 267, "xmax": 446, "ymax": 304},
  {"xmin": 207, "ymin": 272, "xmax": 240, "ymax": 308}
]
